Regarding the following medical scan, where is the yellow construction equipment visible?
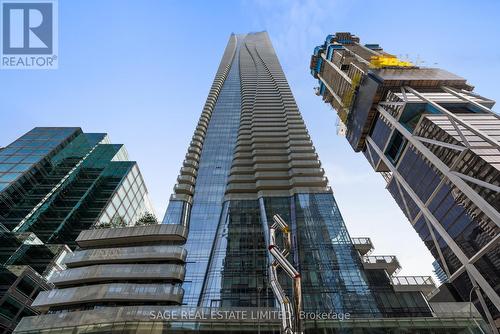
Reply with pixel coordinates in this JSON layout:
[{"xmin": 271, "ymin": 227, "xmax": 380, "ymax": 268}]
[{"xmin": 370, "ymin": 55, "xmax": 413, "ymax": 69}]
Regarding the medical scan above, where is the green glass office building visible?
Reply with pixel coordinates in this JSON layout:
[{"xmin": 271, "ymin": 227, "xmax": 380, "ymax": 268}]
[{"xmin": 0, "ymin": 127, "xmax": 153, "ymax": 333}]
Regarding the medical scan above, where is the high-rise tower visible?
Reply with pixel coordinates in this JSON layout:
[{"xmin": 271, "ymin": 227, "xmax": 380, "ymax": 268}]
[
  {"xmin": 159, "ymin": 32, "xmax": 482, "ymax": 331},
  {"xmin": 310, "ymin": 32, "xmax": 500, "ymax": 332},
  {"xmin": 16, "ymin": 33, "xmax": 487, "ymax": 333}
]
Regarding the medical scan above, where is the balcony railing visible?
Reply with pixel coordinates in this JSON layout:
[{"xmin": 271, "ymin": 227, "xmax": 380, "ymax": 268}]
[
  {"xmin": 351, "ymin": 237, "xmax": 371, "ymax": 245},
  {"xmin": 76, "ymin": 224, "xmax": 188, "ymax": 248},
  {"xmin": 391, "ymin": 275, "xmax": 436, "ymax": 295},
  {"xmin": 32, "ymin": 283, "xmax": 184, "ymax": 311},
  {"xmin": 64, "ymin": 245, "xmax": 187, "ymax": 268},
  {"xmin": 362, "ymin": 255, "xmax": 401, "ymax": 275},
  {"xmin": 351, "ymin": 237, "xmax": 373, "ymax": 256},
  {"xmin": 391, "ymin": 275, "xmax": 435, "ymax": 286},
  {"xmin": 50, "ymin": 263, "xmax": 185, "ymax": 287},
  {"xmin": 362, "ymin": 255, "xmax": 397, "ymax": 264}
]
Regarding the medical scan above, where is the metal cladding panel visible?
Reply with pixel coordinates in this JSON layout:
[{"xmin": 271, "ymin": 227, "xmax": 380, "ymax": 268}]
[
  {"xmin": 64, "ymin": 245, "xmax": 187, "ymax": 268},
  {"xmin": 346, "ymin": 74, "xmax": 380, "ymax": 151},
  {"xmin": 76, "ymin": 224, "xmax": 188, "ymax": 248},
  {"xmin": 32, "ymin": 283, "xmax": 184, "ymax": 310},
  {"xmin": 374, "ymin": 68, "xmax": 468, "ymax": 84},
  {"xmin": 50, "ymin": 263, "xmax": 185, "ymax": 287}
]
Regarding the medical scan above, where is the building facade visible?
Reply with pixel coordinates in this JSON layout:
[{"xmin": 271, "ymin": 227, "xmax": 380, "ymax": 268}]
[
  {"xmin": 28, "ymin": 223, "xmax": 188, "ymax": 314},
  {"xmin": 310, "ymin": 32, "xmax": 499, "ymax": 332},
  {"xmin": 14, "ymin": 33, "xmax": 488, "ymax": 333},
  {"xmin": 0, "ymin": 127, "xmax": 153, "ymax": 333},
  {"xmin": 432, "ymin": 260, "xmax": 448, "ymax": 285},
  {"xmin": 159, "ymin": 32, "xmax": 484, "ymax": 332}
]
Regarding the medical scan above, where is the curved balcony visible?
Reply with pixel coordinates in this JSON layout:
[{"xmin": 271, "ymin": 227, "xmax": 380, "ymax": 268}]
[
  {"xmin": 252, "ymin": 163, "xmax": 289, "ymax": 172},
  {"xmin": 192, "ymin": 134, "xmax": 204, "ymax": 143},
  {"xmin": 288, "ymin": 167, "xmax": 325, "ymax": 177},
  {"xmin": 76, "ymin": 224, "xmax": 188, "ymax": 248},
  {"xmin": 194, "ymin": 129, "xmax": 205, "ymax": 137},
  {"xmin": 230, "ymin": 166, "xmax": 254, "ymax": 174},
  {"xmin": 177, "ymin": 175, "xmax": 196, "ymax": 186},
  {"xmin": 183, "ymin": 159, "xmax": 198, "ymax": 169},
  {"xmin": 228, "ymin": 174, "xmax": 255, "ymax": 183},
  {"xmin": 185, "ymin": 152, "xmax": 200, "ymax": 161},
  {"xmin": 169, "ymin": 193, "xmax": 193, "ymax": 203},
  {"xmin": 254, "ymin": 171, "xmax": 290, "ymax": 180},
  {"xmin": 32, "ymin": 283, "xmax": 184, "ymax": 311},
  {"xmin": 289, "ymin": 160, "xmax": 321, "ymax": 168},
  {"xmin": 225, "ymin": 183, "xmax": 257, "ymax": 193},
  {"xmin": 190, "ymin": 140, "xmax": 203, "ymax": 149},
  {"xmin": 180, "ymin": 167, "xmax": 197, "ymax": 177},
  {"xmin": 63, "ymin": 245, "xmax": 187, "ymax": 268},
  {"xmin": 50, "ymin": 263, "xmax": 185, "ymax": 287},
  {"xmin": 188, "ymin": 146, "xmax": 201, "ymax": 155},
  {"xmin": 288, "ymin": 176, "xmax": 328, "ymax": 188},
  {"xmin": 174, "ymin": 184, "xmax": 194, "ymax": 195}
]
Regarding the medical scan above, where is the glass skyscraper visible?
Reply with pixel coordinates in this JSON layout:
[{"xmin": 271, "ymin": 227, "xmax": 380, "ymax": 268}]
[
  {"xmin": 310, "ymin": 32, "xmax": 499, "ymax": 333},
  {"xmin": 0, "ymin": 127, "xmax": 153, "ymax": 334},
  {"xmin": 14, "ymin": 34, "xmax": 488, "ymax": 333},
  {"xmin": 158, "ymin": 32, "xmax": 482, "ymax": 332}
]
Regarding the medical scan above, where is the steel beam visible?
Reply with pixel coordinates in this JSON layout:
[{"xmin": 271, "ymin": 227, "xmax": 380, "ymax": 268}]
[
  {"xmin": 365, "ymin": 136, "xmax": 500, "ymax": 311},
  {"xmin": 377, "ymin": 104, "xmax": 500, "ymax": 227},
  {"xmin": 405, "ymin": 87, "xmax": 500, "ymax": 150}
]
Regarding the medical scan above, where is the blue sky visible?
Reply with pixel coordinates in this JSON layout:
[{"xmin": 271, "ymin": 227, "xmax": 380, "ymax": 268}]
[{"xmin": 1, "ymin": 0, "xmax": 499, "ymax": 278}]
